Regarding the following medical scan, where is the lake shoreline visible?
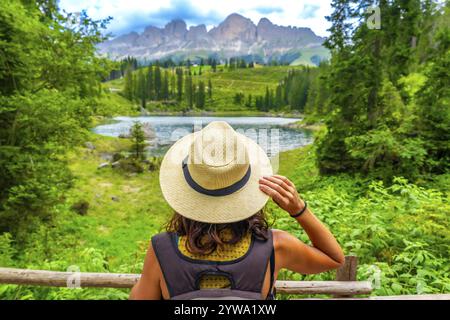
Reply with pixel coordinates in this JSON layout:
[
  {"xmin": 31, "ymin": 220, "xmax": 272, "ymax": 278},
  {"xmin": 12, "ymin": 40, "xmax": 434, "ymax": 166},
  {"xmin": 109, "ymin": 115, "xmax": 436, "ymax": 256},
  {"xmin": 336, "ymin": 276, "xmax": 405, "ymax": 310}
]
[
  {"xmin": 91, "ymin": 111, "xmax": 308, "ymax": 130},
  {"xmin": 284, "ymin": 120, "xmax": 325, "ymax": 132},
  {"xmin": 137, "ymin": 109, "xmax": 304, "ymax": 118}
]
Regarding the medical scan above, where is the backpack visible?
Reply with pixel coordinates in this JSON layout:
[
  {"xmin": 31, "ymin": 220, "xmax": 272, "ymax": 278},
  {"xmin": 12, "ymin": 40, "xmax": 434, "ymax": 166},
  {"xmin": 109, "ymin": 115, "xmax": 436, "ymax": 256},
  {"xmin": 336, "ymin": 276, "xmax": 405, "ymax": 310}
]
[{"xmin": 151, "ymin": 230, "xmax": 275, "ymax": 300}]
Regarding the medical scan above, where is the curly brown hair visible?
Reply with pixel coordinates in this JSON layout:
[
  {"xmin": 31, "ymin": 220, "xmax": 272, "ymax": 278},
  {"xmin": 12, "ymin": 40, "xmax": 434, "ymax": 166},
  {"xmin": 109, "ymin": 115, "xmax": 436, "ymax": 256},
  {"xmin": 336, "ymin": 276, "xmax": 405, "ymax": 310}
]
[{"xmin": 165, "ymin": 209, "xmax": 270, "ymax": 255}]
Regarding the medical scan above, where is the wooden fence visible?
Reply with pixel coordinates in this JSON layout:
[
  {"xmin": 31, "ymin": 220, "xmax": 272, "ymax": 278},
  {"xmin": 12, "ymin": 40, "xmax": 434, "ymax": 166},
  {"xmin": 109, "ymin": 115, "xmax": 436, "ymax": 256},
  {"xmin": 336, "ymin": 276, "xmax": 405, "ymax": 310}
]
[{"xmin": 0, "ymin": 256, "xmax": 448, "ymax": 300}]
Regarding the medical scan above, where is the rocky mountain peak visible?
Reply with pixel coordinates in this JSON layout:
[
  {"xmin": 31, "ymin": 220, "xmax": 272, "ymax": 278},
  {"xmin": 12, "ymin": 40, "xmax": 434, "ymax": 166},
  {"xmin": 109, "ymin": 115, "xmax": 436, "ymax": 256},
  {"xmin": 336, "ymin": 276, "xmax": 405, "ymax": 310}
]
[
  {"xmin": 257, "ymin": 17, "xmax": 273, "ymax": 28},
  {"xmin": 98, "ymin": 14, "xmax": 328, "ymax": 65},
  {"xmin": 187, "ymin": 24, "xmax": 207, "ymax": 41},
  {"xmin": 209, "ymin": 13, "xmax": 256, "ymax": 42},
  {"xmin": 163, "ymin": 19, "xmax": 187, "ymax": 38},
  {"xmin": 223, "ymin": 13, "xmax": 251, "ymax": 24}
]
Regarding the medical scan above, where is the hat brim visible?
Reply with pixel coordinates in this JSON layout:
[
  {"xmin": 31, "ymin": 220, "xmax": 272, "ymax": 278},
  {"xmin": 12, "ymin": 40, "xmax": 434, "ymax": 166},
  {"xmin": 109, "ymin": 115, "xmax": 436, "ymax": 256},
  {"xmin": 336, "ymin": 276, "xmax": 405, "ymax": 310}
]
[{"xmin": 159, "ymin": 130, "xmax": 273, "ymax": 223}]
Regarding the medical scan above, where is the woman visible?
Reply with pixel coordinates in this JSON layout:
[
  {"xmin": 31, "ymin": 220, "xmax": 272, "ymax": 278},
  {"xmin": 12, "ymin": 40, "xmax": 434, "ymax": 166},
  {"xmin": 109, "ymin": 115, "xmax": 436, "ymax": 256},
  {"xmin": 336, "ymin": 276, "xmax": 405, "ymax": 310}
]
[{"xmin": 130, "ymin": 121, "xmax": 344, "ymax": 300}]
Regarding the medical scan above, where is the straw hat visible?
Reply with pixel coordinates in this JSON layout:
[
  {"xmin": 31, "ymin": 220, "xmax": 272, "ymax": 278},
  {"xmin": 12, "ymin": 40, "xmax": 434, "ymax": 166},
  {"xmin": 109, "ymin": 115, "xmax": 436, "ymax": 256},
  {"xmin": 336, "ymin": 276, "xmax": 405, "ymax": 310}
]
[{"xmin": 159, "ymin": 121, "xmax": 273, "ymax": 223}]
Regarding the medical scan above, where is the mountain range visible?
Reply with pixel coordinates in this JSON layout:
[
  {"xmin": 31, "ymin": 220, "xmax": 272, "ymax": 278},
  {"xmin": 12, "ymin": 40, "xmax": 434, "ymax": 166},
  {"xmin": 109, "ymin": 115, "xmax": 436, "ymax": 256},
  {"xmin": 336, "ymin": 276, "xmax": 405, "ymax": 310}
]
[{"xmin": 98, "ymin": 13, "xmax": 329, "ymax": 66}]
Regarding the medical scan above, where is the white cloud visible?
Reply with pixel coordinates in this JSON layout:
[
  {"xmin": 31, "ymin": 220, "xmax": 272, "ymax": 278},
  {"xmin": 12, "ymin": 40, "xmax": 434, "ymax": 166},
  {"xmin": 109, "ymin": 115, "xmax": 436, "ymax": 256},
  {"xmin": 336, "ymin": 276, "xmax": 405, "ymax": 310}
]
[{"xmin": 59, "ymin": 0, "xmax": 332, "ymax": 37}]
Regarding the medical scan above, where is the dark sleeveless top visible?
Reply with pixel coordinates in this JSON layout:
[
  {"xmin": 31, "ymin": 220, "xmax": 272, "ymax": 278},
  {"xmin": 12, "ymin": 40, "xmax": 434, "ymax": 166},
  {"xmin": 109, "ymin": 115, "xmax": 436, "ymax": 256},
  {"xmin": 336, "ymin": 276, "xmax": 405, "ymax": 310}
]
[{"xmin": 151, "ymin": 230, "xmax": 276, "ymax": 300}]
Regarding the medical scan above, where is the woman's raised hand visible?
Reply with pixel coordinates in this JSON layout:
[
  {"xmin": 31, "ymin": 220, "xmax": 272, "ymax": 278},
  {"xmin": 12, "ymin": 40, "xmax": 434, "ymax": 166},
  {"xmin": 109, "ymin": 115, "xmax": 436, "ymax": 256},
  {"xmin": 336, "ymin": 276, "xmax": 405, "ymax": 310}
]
[{"xmin": 259, "ymin": 175, "xmax": 305, "ymax": 216}]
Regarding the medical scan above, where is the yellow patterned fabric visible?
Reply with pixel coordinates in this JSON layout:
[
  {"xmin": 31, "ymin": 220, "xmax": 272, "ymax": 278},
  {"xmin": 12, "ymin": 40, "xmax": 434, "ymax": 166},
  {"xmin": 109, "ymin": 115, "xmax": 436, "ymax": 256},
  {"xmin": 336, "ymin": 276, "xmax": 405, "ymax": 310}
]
[{"xmin": 178, "ymin": 229, "xmax": 252, "ymax": 289}]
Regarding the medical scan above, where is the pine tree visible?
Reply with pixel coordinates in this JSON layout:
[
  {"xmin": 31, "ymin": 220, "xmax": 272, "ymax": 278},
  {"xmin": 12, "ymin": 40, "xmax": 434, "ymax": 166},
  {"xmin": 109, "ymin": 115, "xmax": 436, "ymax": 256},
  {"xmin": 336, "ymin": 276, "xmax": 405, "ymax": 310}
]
[
  {"xmin": 137, "ymin": 68, "xmax": 147, "ymax": 108},
  {"xmin": 245, "ymin": 94, "xmax": 252, "ymax": 108},
  {"xmin": 154, "ymin": 65, "xmax": 162, "ymax": 100},
  {"xmin": 184, "ymin": 75, "xmax": 193, "ymax": 109},
  {"xmin": 130, "ymin": 122, "xmax": 146, "ymax": 160},
  {"xmin": 170, "ymin": 71, "xmax": 176, "ymax": 98},
  {"xmin": 208, "ymin": 79, "xmax": 212, "ymax": 99},
  {"xmin": 233, "ymin": 92, "xmax": 244, "ymax": 105},
  {"xmin": 123, "ymin": 68, "xmax": 134, "ymax": 101},
  {"xmin": 191, "ymin": 81, "xmax": 197, "ymax": 107},
  {"xmin": 275, "ymin": 85, "xmax": 283, "ymax": 109},
  {"xmin": 176, "ymin": 67, "xmax": 183, "ymax": 101},
  {"xmin": 416, "ymin": 4, "xmax": 450, "ymax": 172},
  {"xmin": 196, "ymin": 81, "xmax": 206, "ymax": 109},
  {"xmin": 147, "ymin": 67, "xmax": 154, "ymax": 100},
  {"xmin": 161, "ymin": 70, "xmax": 169, "ymax": 100},
  {"xmin": 317, "ymin": 0, "xmax": 371, "ymax": 173},
  {"xmin": 264, "ymin": 87, "xmax": 270, "ymax": 111},
  {"xmin": 315, "ymin": 0, "xmax": 443, "ymax": 179}
]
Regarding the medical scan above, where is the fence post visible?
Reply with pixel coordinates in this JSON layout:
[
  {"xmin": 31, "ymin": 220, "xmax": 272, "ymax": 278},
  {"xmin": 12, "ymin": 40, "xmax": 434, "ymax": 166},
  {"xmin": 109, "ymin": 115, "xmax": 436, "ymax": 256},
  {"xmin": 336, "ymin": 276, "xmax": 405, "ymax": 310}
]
[{"xmin": 334, "ymin": 255, "xmax": 358, "ymax": 298}]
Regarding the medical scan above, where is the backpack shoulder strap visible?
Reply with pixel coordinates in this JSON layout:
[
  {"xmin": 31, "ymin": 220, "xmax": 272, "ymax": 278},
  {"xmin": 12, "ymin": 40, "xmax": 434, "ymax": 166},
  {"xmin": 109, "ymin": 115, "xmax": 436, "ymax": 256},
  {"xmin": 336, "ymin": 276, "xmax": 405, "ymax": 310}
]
[
  {"xmin": 151, "ymin": 232, "xmax": 205, "ymax": 297},
  {"xmin": 267, "ymin": 247, "xmax": 276, "ymax": 299}
]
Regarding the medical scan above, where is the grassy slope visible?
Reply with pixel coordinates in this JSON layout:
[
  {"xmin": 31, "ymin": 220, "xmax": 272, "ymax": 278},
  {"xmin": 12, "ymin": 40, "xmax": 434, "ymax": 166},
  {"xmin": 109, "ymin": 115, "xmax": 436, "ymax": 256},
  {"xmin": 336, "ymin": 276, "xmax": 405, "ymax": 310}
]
[
  {"xmin": 55, "ymin": 134, "xmax": 170, "ymax": 268},
  {"xmin": 102, "ymin": 65, "xmax": 304, "ymax": 114},
  {"xmin": 195, "ymin": 65, "xmax": 293, "ymax": 111},
  {"xmin": 95, "ymin": 89, "xmax": 139, "ymax": 117}
]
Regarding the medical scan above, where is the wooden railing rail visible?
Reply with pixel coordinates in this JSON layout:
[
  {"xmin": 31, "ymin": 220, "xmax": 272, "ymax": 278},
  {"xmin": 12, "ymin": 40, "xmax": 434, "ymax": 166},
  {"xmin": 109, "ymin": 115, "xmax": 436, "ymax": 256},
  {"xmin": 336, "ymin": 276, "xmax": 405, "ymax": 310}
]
[
  {"xmin": 0, "ymin": 255, "xmax": 368, "ymax": 296},
  {"xmin": 0, "ymin": 267, "xmax": 372, "ymax": 295},
  {"xmin": 0, "ymin": 255, "xmax": 447, "ymax": 299}
]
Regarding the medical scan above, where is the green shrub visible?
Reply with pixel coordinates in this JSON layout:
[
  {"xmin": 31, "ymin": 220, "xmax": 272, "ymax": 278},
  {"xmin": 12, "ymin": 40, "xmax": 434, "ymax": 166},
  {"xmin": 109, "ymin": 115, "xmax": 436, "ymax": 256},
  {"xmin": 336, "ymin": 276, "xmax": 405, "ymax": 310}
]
[
  {"xmin": 70, "ymin": 200, "xmax": 90, "ymax": 216},
  {"xmin": 148, "ymin": 157, "xmax": 162, "ymax": 171},
  {"xmin": 112, "ymin": 152, "xmax": 124, "ymax": 162},
  {"xmin": 118, "ymin": 158, "xmax": 144, "ymax": 173},
  {"xmin": 0, "ymin": 233, "xmax": 16, "ymax": 267}
]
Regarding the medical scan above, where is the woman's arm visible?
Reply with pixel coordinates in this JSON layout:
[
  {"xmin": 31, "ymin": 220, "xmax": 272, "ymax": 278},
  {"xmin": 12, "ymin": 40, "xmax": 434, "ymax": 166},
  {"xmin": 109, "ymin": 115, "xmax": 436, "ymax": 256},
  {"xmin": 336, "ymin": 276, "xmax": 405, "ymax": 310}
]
[
  {"xmin": 259, "ymin": 175, "xmax": 345, "ymax": 274},
  {"xmin": 129, "ymin": 242, "xmax": 162, "ymax": 300}
]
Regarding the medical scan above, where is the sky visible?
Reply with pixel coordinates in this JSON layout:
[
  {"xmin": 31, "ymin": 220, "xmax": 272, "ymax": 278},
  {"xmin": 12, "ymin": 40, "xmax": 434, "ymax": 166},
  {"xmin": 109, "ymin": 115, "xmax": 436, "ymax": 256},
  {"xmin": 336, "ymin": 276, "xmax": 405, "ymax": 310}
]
[{"xmin": 58, "ymin": 0, "xmax": 333, "ymax": 38}]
